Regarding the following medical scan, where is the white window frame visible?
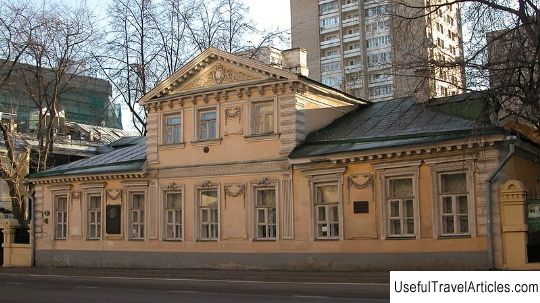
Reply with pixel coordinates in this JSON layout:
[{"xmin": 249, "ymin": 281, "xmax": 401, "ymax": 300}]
[
  {"xmin": 249, "ymin": 99, "xmax": 276, "ymax": 136},
  {"xmin": 162, "ymin": 113, "xmax": 183, "ymax": 145},
  {"xmin": 426, "ymin": 157, "xmax": 476, "ymax": 239},
  {"xmin": 251, "ymin": 180, "xmax": 279, "ymax": 241},
  {"xmin": 304, "ymin": 168, "xmax": 345, "ymax": 241},
  {"xmin": 163, "ymin": 188, "xmax": 184, "ymax": 241},
  {"xmin": 52, "ymin": 193, "xmax": 69, "ymax": 240},
  {"xmin": 375, "ymin": 161, "xmax": 421, "ymax": 240},
  {"xmin": 386, "ymin": 177, "xmax": 416, "ymax": 237},
  {"xmin": 194, "ymin": 106, "xmax": 219, "ymax": 141},
  {"xmin": 314, "ymin": 182, "xmax": 341, "ymax": 240},
  {"xmin": 438, "ymin": 172, "xmax": 470, "ymax": 236},
  {"xmin": 128, "ymin": 191, "xmax": 145, "ymax": 240},
  {"xmin": 195, "ymin": 183, "xmax": 220, "ymax": 241},
  {"xmin": 86, "ymin": 193, "xmax": 103, "ymax": 240}
]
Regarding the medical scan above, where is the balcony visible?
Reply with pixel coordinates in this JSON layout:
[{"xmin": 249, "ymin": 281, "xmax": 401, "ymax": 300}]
[
  {"xmin": 320, "ymin": 38, "xmax": 341, "ymax": 49},
  {"xmin": 319, "ymin": 0, "xmax": 336, "ymax": 5},
  {"xmin": 342, "ymin": 17, "xmax": 360, "ymax": 26},
  {"xmin": 321, "ymin": 53, "xmax": 341, "ymax": 61},
  {"xmin": 345, "ymin": 64, "xmax": 362, "ymax": 73},
  {"xmin": 343, "ymin": 33, "xmax": 360, "ymax": 43},
  {"xmin": 320, "ymin": 24, "xmax": 340, "ymax": 35},
  {"xmin": 344, "ymin": 48, "xmax": 361, "ymax": 57},
  {"xmin": 320, "ymin": 8, "xmax": 339, "ymax": 16},
  {"xmin": 341, "ymin": 2, "xmax": 359, "ymax": 12}
]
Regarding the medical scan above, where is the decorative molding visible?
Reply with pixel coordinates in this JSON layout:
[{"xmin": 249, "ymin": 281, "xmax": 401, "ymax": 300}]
[
  {"xmin": 166, "ymin": 182, "xmax": 180, "ymax": 191},
  {"xmin": 71, "ymin": 191, "xmax": 81, "ymax": 200},
  {"xmin": 106, "ymin": 189, "xmax": 122, "ymax": 201},
  {"xmin": 156, "ymin": 160, "xmax": 289, "ymax": 178},
  {"xmin": 256, "ymin": 177, "xmax": 273, "ymax": 187},
  {"xmin": 224, "ymin": 183, "xmax": 246, "ymax": 207},
  {"xmin": 224, "ymin": 106, "xmax": 242, "ymax": 124},
  {"xmin": 200, "ymin": 180, "xmax": 216, "ymax": 189},
  {"xmin": 346, "ymin": 173, "xmax": 375, "ymax": 205},
  {"xmin": 348, "ymin": 174, "xmax": 374, "ymax": 190},
  {"xmin": 31, "ymin": 173, "xmax": 146, "ymax": 185}
]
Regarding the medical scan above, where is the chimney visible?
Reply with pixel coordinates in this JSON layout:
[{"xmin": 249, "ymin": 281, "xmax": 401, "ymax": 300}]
[{"xmin": 281, "ymin": 48, "xmax": 309, "ymax": 77}]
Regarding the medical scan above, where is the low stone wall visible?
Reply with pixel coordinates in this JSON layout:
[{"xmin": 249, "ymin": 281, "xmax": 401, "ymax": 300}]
[{"xmin": 36, "ymin": 250, "xmax": 488, "ymax": 271}]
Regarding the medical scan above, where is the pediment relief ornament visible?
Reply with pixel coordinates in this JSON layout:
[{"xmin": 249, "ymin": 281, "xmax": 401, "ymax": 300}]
[
  {"xmin": 182, "ymin": 63, "xmax": 254, "ymax": 90},
  {"xmin": 106, "ymin": 189, "xmax": 122, "ymax": 201}
]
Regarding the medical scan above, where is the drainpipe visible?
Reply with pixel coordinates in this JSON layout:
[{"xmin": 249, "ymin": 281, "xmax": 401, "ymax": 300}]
[{"xmin": 486, "ymin": 135, "xmax": 517, "ymax": 270}]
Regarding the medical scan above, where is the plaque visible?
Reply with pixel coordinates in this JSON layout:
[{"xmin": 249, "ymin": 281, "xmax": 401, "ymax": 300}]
[
  {"xmin": 106, "ymin": 205, "xmax": 121, "ymax": 234},
  {"xmin": 353, "ymin": 201, "xmax": 369, "ymax": 214}
]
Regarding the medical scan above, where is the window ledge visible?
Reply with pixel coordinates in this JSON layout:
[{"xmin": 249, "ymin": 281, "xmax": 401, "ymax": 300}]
[
  {"xmin": 314, "ymin": 237, "xmax": 341, "ymax": 241},
  {"xmin": 385, "ymin": 236, "xmax": 416, "ymax": 240},
  {"xmin": 163, "ymin": 239, "xmax": 183, "ymax": 242},
  {"xmin": 244, "ymin": 133, "xmax": 280, "ymax": 142},
  {"xmin": 191, "ymin": 138, "xmax": 222, "ymax": 146},
  {"xmin": 438, "ymin": 234, "xmax": 471, "ymax": 239},
  {"xmin": 252, "ymin": 238, "xmax": 277, "ymax": 242},
  {"xmin": 196, "ymin": 239, "xmax": 219, "ymax": 242},
  {"xmin": 158, "ymin": 142, "xmax": 186, "ymax": 150}
]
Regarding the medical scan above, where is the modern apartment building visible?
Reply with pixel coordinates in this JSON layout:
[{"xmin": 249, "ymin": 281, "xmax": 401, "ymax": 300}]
[{"xmin": 291, "ymin": 0, "xmax": 465, "ymax": 102}]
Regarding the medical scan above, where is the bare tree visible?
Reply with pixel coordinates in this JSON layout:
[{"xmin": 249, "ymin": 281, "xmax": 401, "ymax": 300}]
[
  {"xmin": 100, "ymin": 0, "xmax": 289, "ymax": 133},
  {"xmin": 97, "ymin": 0, "xmax": 163, "ymax": 135},
  {"xmin": 392, "ymin": 0, "xmax": 539, "ymax": 133}
]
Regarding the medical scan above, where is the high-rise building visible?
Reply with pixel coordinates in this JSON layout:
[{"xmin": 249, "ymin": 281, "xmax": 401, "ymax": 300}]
[{"xmin": 291, "ymin": 0, "xmax": 465, "ymax": 102}]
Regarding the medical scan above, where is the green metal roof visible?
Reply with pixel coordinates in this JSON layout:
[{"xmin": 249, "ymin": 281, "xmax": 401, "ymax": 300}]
[{"xmin": 290, "ymin": 97, "xmax": 503, "ymax": 159}]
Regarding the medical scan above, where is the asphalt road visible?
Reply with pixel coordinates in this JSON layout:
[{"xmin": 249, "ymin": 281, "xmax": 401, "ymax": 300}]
[{"xmin": 0, "ymin": 272, "xmax": 389, "ymax": 303}]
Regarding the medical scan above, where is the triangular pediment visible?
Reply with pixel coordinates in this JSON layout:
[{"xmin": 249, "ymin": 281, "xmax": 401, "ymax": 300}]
[
  {"xmin": 139, "ymin": 47, "xmax": 297, "ymax": 104},
  {"xmin": 174, "ymin": 60, "xmax": 263, "ymax": 92}
]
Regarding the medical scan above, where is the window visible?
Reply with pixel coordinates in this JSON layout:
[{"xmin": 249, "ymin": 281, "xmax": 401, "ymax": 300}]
[
  {"xmin": 164, "ymin": 115, "xmax": 181, "ymax": 144},
  {"xmin": 364, "ymin": 4, "xmax": 388, "ymax": 17},
  {"xmin": 440, "ymin": 173, "xmax": 469, "ymax": 235},
  {"xmin": 320, "ymin": 16, "xmax": 339, "ymax": 28},
  {"xmin": 255, "ymin": 188, "xmax": 276, "ymax": 240},
  {"xmin": 252, "ymin": 101, "xmax": 274, "ymax": 135},
  {"xmin": 315, "ymin": 184, "xmax": 340, "ymax": 239},
  {"xmin": 319, "ymin": 2, "xmax": 337, "ymax": 14},
  {"xmin": 199, "ymin": 189, "xmax": 219, "ymax": 240},
  {"xmin": 197, "ymin": 108, "xmax": 217, "ymax": 140},
  {"xmin": 164, "ymin": 192, "xmax": 183, "ymax": 240},
  {"xmin": 54, "ymin": 195, "xmax": 68, "ymax": 240},
  {"xmin": 321, "ymin": 61, "xmax": 341, "ymax": 72},
  {"xmin": 87, "ymin": 195, "xmax": 101, "ymax": 240},
  {"xmin": 386, "ymin": 178, "xmax": 415, "ymax": 237},
  {"xmin": 129, "ymin": 192, "xmax": 145, "ymax": 239}
]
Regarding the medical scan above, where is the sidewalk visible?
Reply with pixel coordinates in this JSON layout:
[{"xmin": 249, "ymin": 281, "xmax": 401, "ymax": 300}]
[{"xmin": 0, "ymin": 267, "xmax": 390, "ymax": 284}]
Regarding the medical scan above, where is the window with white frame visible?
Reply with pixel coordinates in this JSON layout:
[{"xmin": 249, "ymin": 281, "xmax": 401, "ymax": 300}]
[
  {"xmin": 164, "ymin": 191, "xmax": 182, "ymax": 240},
  {"xmin": 255, "ymin": 188, "xmax": 276, "ymax": 240},
  {"xmin": 54, "ymin": 195, "xmax": 68, "ymax": 240},
  {"xmin": 197, "ymin": 108, "xmax": 217, "ymax": 140},
  {"xmin": 164, "ymin": 115, "xmax": 181, "ymax": 144},
  {"xmin": 129, "ymin": 192, "xmax": 145, "ymax": 239},
  {"xmin": 314, "ymin": 183, "xmax": 340, "ymax": 239},
  {"xmin": 439, "ymin": 172, "xmax": 469, "ymax": 235},
  {"xmin": 199, "ymin": 189, "xmax": 218, "ymax": 240},
  {"xmin": 251, "ymin": 101, "xmax": 274, "ymax": 135},
  {"xmin": 386, "ymin": 177, "xmax": 415, "ymax": 237},
  {"xmin": 87, "ymin": 195, "xmax": 102, "ymax": 239}
]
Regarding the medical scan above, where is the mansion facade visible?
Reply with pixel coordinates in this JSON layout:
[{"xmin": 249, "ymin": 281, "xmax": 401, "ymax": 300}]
[{"xmin": 28, "ymin": 48, "xmax": 540, "ymax": 270}]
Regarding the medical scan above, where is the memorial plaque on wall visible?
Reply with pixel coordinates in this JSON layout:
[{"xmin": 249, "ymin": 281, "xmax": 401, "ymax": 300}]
[
  {"xmin": 353, "ymin": 201, "xmax": 369, "ymax": 214},
  {"xmin": 106, "ymin": 205, "xmax": 121, "ymax": 234}
]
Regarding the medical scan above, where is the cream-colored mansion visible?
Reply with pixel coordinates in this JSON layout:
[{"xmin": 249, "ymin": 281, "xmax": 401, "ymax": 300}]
[{"xmin": 29, "ymin": 48, "xmax": 540, "ymax": 270}]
